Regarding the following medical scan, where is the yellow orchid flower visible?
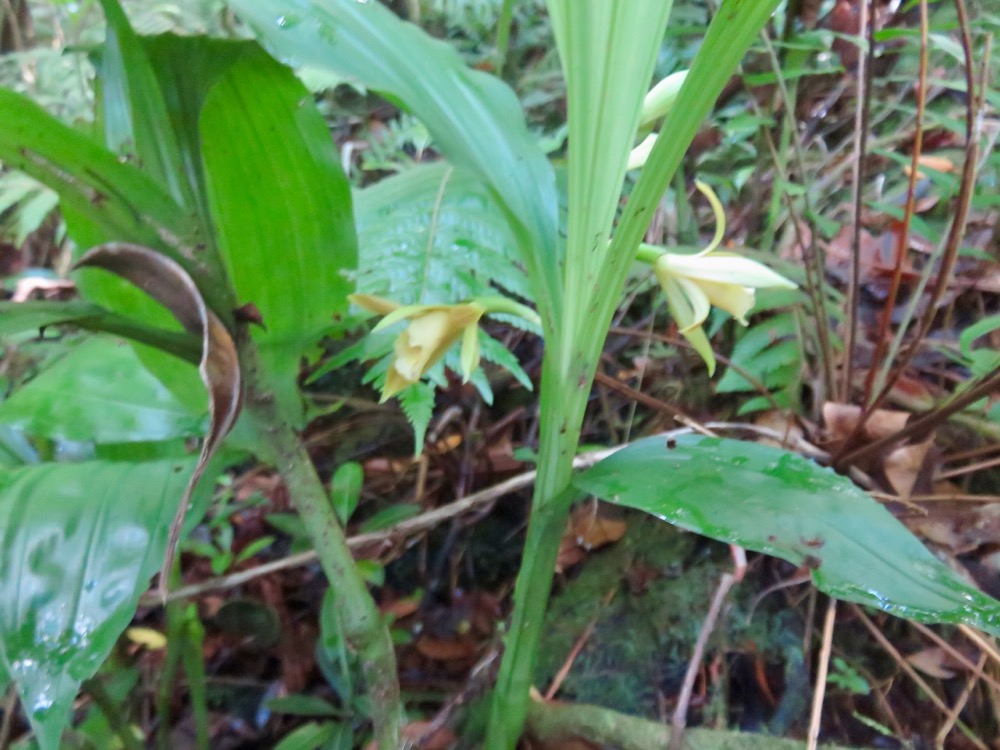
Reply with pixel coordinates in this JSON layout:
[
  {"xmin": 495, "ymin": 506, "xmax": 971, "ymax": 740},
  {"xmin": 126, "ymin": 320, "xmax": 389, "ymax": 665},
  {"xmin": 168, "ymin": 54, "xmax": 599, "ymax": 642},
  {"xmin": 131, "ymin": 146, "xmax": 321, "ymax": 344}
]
[
  {"xmin": 350, "ymin": 294, "xmax": 485, "ymax": 401},
  {"xmin": 639, "ymin": 182, "xmax": 797, "ymax": 375}
]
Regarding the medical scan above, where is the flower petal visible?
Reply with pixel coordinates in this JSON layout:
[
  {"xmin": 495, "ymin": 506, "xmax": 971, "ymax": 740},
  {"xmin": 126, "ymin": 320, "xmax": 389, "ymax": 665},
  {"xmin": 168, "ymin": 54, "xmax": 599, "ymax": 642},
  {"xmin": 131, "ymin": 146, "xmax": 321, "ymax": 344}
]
[
  {"xmin": 373, "ymin": 303, "xmax": 434, "ymax": 332},
  {"xmin": 672, "ymin": 276, "xmax": 712, "ymax": 332},
  {"xmin": 382, "ymin": 359, "xmax": 411, "ymax": 402},
  {"xmin": 658, "ymin": 254, "xmax": 796, "ymax": 289},
  {"xmin": 696, "ymin": 280, "xmax": 755, "ymax": 324},
  {"xmin": 680, "ymin": 324, "xmax": 716, "ymax": 376},
  {"xmin": 349, "ymin": 294, "xmax": 400, "ymax": 316},
  {"xmin": 627, "ymin": 133, "xmax": 658, "ymax": 171}
]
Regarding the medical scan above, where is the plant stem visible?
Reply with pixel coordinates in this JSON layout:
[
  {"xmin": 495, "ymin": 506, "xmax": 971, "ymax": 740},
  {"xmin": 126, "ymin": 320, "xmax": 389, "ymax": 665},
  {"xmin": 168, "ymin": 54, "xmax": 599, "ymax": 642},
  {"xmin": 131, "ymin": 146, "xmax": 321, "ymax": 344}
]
[
  {"xmin": 485, "ymin": 352, "xmax": 589, "ymax": 748},
  {"xmin": 494, "ymin": 0, "xmax": 516, "ymax": 77},
  {"xmin": 239, "ymin": 342, "xmax": 400, "ymax": 749},
  {"xmin": 82, "ymin": 677, "xmax": 144, "ymax": 750}
]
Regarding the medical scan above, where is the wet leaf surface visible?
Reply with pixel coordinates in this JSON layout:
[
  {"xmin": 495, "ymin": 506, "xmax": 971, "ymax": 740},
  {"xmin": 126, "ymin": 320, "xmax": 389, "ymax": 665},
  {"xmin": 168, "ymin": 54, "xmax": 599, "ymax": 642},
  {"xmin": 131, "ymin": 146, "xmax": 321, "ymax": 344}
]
[
  {"xmin": 0, "ymin": 458, "xmax": 197, "ymax": 749},
  {"xmin": 574, "ymin": 434, "xmax": 1000, "ymax": 635}
]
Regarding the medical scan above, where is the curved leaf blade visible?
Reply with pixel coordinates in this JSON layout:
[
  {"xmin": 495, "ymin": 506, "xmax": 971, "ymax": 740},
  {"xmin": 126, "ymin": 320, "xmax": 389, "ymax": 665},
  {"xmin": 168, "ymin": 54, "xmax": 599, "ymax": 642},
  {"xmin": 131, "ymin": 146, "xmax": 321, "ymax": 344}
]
[
  {"xmin": 0, "ymin": 458, "xmax": 198, "ymax": 750},
  {"xmin": 0, "ymin": 300, "xmax": 200, "ymax": 362},
  {"xmin": 574, "ymin": 435, "xmax": 1000, "ymax": 634},
  {"xmin": 229, "ymin": 0, "xmax": 561, "ymax": 330},
  {"xmin": 95, "ymin": 0, "xmax": 193, "ymax": 207},
  {"xmin": 75, "ymin": 243, "xmax": 242, "ymax": 592}
]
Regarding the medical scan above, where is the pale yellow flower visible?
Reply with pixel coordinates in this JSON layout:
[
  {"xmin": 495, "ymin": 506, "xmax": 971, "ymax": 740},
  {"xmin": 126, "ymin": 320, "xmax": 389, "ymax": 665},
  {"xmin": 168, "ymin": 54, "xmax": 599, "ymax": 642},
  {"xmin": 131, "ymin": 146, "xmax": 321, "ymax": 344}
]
[
  {"xmin": 350, "ymin": 294, "xmax": 485, "ymax": 401},
  {"xmin": 646, "ymin": 182, "xmax": 796, "ymax": 374}
]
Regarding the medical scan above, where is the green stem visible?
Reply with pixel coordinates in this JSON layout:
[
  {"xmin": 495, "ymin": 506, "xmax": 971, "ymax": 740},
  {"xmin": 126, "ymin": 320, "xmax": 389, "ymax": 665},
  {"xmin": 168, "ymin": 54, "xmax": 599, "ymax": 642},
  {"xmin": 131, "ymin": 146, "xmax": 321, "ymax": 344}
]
[
  {"xmin": 82, "ymin": 677, "xmax": 144, "ymax": 750},
  {"xmin": 494, "ymin": 0, "xmax": 516, "ymax": 77},
  {"xmin": 156, "ymin": 569, "xmax": 185, "ymax": 750},
  {"xmin": 525, "ymin": 699, "xmax": 862, "ymax": 750},
  {"xmin": 240, "ymin": 343, "xmax": 401, "ymax": 748},
  {"xmin": 485, "ymin": 351, "xmax": 590, "ymax": 748},
  {"xmin": 180, "ymin": 612, "xmax": 210, "ymax": 750}
]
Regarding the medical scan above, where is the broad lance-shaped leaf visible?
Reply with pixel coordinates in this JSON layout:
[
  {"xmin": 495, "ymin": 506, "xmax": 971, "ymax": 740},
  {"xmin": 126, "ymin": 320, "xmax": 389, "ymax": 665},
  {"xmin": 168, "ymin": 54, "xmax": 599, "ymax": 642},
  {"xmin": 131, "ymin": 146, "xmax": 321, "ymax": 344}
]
[
  {"xmin": 229, "ymin": 0, "xmax": 561, "ymax": 332},
  {"xmin": 199, "ymin": 48, "xmax": 357, "ymax": 425},
  {"xmin": 0, "ymin": 89, "xmax": 210, "ymax": 286},
  {"xmin": 95, "ymin": 0, "xmax": 193, "ymax": 207},
  {"xmin": 0, "ymin": 458, "xmax": 199, "ymax": 750},
  {"xmin": 75, "ymin": 243, "xmax": 242, "ymax": 593},
  {"xmin": 574, "ymin": 435, "xmax": 1000, "ymax": 634}
]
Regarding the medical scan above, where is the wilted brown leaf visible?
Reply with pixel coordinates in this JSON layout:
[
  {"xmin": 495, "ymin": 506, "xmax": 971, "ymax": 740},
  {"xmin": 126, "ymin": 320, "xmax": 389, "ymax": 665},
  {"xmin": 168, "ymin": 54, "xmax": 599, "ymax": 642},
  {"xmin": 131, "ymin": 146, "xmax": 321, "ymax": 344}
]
[{"xmin": 75, "ymin": 242, "xmax": 242, "ymax": 596}]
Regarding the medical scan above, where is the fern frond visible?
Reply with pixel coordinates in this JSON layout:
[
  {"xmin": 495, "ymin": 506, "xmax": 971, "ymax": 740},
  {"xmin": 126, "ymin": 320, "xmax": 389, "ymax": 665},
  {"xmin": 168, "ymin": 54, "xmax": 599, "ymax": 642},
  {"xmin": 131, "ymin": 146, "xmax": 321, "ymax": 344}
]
[
  {"xmin": 354, "ymin": 161, "xmax": 532, "ymax": 304},
  {"xmin": 399, "ymin": 381, "xmax": 435, "ymax": 451}
]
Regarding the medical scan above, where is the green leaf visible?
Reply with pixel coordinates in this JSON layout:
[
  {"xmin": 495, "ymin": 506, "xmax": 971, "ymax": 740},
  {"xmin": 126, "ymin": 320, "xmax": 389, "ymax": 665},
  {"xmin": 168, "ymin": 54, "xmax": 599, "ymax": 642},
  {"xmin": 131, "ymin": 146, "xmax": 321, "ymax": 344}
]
[
  {"xmin": 0, "ymin": 89, "xmax": 202, "ymax": 276},
  {"xmin": 355, "ymin": 162, "xmax": 532, "ymax": 305},
  {"xmin": 0, "ymin": 171, "xmax": 58, "ymax": 246},
  {"xmin": 330, "ymin": 462, "xmax": 363, "ymax": 526},
  {"xmin": 94, "ymin": 0, "xmax": 193, "ymax": 208},
  {"xmin": 0, "ymin": 300, "xmax": 201, "ymax": 364},
  {"xmin": 548, "ymin": 0, "xmax": 675, "ymax": 326},
  {"xmin": 0, "ymin": 337, "xmax": 204, "ymax": 444},
  {"xmin": 199, "ymin": 48, "xmax": 357, "ymax": 424},
  {"xmin": 716, "ymin": 312, "xmax": 800, "ymax": 394},
  {"xmin": 266, "ymin": 694, "xmax": 344, "ymax": 718},
  {"xmin": 229, "ymin": 0, "xmax": 561, "ymax": 332},
  {"xmin": 398, "ymin": 381, "xmax": 435, "ymax": 452},
  {"xmin": 574, "ymin": 435, "xmax": 1000, "ymax": 635},
  {"xmin": 274, "ymin": 721, "xmax": 348, "ymax": 750},
  {"xmin": 0, "ymin": 458, "xmax": 199, "ymax": 750}
]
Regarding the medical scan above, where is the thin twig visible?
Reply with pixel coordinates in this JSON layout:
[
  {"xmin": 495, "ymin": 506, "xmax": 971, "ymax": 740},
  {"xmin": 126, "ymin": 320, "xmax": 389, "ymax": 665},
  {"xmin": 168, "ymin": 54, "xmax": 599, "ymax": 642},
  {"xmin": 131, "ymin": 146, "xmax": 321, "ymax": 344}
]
[
  {"xmin": 807, "ymin": 598, "xmax": 837, "ymax": 750},
  {"xmin": 668, "ymin": 572, "xmax": 737, "ymax": 750},
  {"xmin": 865, "ymin": 0, "xmax": 929, "ymax": 404},
  {"xmin": 607, "ymin": 326, "xmax": 787, "ymax": 414},
  {"xmin": 936, "ymin": 651, "xmax": 988, "ymax": 746},
  {"xmin": 909, "ymin": 622, "xmax": 1000, "ymax": 695},
  {"xmin": 142, "ymin": 443, "xmax": 629, "ymax": 605},
  {"xmin": 937, "ymin": 453, "xmax": 1000, "ymax": 480},
  {"xmin": 851, "ymin": 605, "xmax": 988, "ymax": 749},
  {"xmin": 144, "ymin": 422, "xmax": 834, "ymax": 605},
  {"xmin": 834, "ymin": 0, "xmax": 982, "ymax": 465},
  {"xmin": 838, "ymin": 367, "xmax": 1000, "ymax": 466},
  {"xmin": 751, "ymin": 30, "xmax": 834, "ymax": 399},
  {"xmin": 842, "ymin": 0, "xmax": 874, "ymax": 402},
  {"xmin": 958, "ymin": 625, "xmax": 1000, "ymax": 672},
  {"xmin": 545, "ymin": 587, "xmax": 617, "ymax": 700}
]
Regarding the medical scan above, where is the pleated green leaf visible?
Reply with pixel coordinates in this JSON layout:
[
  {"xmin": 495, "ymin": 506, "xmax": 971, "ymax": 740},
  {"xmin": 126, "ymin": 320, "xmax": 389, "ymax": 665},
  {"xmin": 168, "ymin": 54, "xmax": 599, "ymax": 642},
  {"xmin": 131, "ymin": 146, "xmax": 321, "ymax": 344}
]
[
  {"xmin": 229, "ymin": 0, "xmax": 561, "ymax": 332},
  {"xmin": 355, "ymin": 162, "xmax": 531, "ymax": 305},
  {"xmin": 200, "ymin": 48, "xmax": 357, "ymax": 424}
]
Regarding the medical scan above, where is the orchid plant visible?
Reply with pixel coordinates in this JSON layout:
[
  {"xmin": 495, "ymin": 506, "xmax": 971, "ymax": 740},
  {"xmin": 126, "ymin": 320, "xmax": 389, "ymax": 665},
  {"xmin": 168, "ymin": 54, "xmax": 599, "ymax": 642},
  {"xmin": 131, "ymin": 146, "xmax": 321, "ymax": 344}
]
[
  {"xmin": 324, "ymin": 2, "xmax": 789, "ymax": 746},
  {"xmin": 2, "ymin": 1, "xmax": 997, "ymax": 748}
]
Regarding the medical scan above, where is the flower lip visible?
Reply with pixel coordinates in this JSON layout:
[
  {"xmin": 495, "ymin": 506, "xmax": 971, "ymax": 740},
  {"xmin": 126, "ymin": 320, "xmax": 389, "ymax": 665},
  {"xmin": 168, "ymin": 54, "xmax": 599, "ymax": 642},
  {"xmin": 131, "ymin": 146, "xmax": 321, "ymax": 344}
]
[
  {"xmin": 349, "ymin": 294, "xmax": 487, "ymax": 401},
  {"xmin": 639, "ymin": 181, "xmax": 797, "ymax": 375}
]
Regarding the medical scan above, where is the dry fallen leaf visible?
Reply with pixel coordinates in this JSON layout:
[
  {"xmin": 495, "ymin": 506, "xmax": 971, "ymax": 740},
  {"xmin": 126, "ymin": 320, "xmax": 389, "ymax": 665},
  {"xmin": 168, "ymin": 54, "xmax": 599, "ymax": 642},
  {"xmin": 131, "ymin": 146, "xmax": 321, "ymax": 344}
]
[
  {"xmin": 883, "ymin": 438, "xmax": 934, "ymax": 499},
  {"xmin": 556, "ymin": 502, "xmax": 628, "ymax": 572},
  {"xmin": 75, "ymin": 243, "xmax": 242, "ymax": 598},
  {"xmin": 823, "ymin": 402, "xmax": 909, "ymax": 444},
  {"xmin": 906, "ymin": 646, "xmax": 959, "ymax": 680}
]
